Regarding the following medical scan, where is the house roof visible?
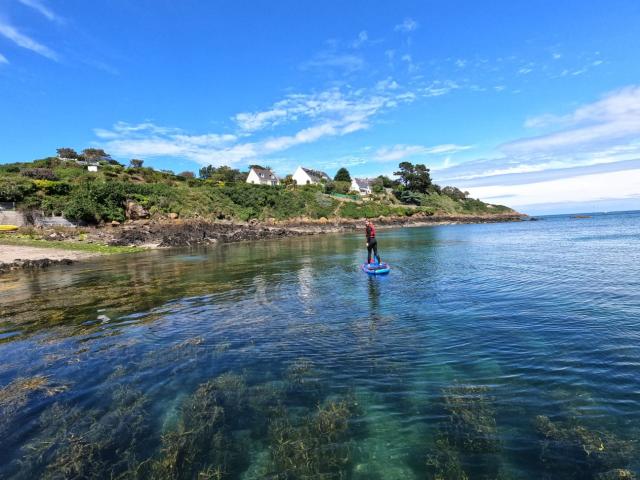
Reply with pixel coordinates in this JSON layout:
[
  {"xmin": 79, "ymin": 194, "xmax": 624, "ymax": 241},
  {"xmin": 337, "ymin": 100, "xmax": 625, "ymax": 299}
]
[
  {"xmin": 353, "ymin": 178, "xmax": 373, "ymax": 189},
  {"xmin": 301, "ymin": 167, "xmax": 330, "ymax": 182},
  {"xmin": 251, "ymin": 166, "xmax": 278, "ymax": 180}
]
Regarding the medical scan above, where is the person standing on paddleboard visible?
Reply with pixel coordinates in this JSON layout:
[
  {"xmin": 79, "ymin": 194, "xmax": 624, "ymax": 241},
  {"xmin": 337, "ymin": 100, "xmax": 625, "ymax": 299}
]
[{"xmin": 365, "ymin": 219, "xmax": 381, "ymax": 265}]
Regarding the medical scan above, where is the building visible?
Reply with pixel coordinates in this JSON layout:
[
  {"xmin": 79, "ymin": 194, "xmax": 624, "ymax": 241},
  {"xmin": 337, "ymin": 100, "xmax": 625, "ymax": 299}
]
[
  {"xmin": 87, "ymin": 163, "xmax": 99, "ymax": 172},
  {"xmin": 246, "ymin": 166, "xmax": 279, "ymax": 186},
  {"xmin": 292, "ymin": 166, "xmax": 331, "ymax": 185},
  {"xmin": 350, "ymin": 178, "xmax": 374, "ymax": 195}
]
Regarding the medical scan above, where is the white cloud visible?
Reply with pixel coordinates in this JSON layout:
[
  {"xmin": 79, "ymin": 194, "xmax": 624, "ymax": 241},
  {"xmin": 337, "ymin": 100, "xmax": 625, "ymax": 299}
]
[
  {"xmin": 300, "ymin": 52, "xmax": 364, "ymax": 72},
  {"xmin": 375, "ymin": 143, "xmax": 471, "ymax": 162},
  {"xmin": 465, "ymin": 169, "xmax": 640, "ymax": 210},
  {"xmin": 0, "ymin": 21, "xmax": 58, "ymax": 60},
  {"xmin": 352, "ymin": 30, "xmax": 368, "ymax": 48},
  {"xmin": 510, "ymin": 86, "xmax": 640, "ymax": 154},
  {"xmin": 394, "ymin": 18, "xmax": 418, "ymax": 33},
  {"xmin": 18, "ymin": 0, "xmax": 63, "ymax": 23},
  {"xmin": 0, "ymin": 52, "xmax": 8, "ymax": 64},
  {"xmin": 97, "ymin": 82, "xmax": 419, "ymax": 167}
]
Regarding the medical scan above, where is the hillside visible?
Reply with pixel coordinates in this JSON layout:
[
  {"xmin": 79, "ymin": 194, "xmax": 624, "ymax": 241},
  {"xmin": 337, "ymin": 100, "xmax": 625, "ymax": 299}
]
[{"xmin": 0, "ymin": 156, "xmax": 516, "ymax": 224}]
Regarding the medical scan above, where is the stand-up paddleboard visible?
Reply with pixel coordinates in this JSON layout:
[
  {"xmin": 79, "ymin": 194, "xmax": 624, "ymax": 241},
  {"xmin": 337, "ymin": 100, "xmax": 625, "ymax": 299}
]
[{"xmin": 362, "ymin": 262, "xmax": 390, "ymax": 275}]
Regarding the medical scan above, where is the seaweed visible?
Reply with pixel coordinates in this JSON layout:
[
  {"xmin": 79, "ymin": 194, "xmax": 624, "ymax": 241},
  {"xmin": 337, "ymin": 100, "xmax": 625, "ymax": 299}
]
[
  {"xmin": 534, "ymin": 415, "xmax": 635, "ymax": 479},
  {"xmin": 18, "ymin": 385, "xmax": 151, "ymax": 480},
  {"xmin": 267, "ymin": 396, "xmax": 361, "ymax": 478},
  {"xmin": 425, "ymin": 437, "xmax": 469, "ymax": 480},
  {"xmin": 149, "ymin": 373, "xmax": 250, "ymax": 479},
  {"xmin": 284, "ymin": 357, "xmax": 323, "ymax": 405},
  {"xmin": 441, "ymin": 384, "xmax": 499, "ymax": 454},
  {"xmin": 0, "ymin": 376, "xmax": 67, "ymax": 418}
]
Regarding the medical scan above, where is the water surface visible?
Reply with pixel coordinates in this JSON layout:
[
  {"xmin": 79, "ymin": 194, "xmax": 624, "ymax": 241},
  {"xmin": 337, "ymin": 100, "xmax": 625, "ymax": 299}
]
[{"xmin": 1, "ymin": 212, "xmax": 639, "ymax": 478}]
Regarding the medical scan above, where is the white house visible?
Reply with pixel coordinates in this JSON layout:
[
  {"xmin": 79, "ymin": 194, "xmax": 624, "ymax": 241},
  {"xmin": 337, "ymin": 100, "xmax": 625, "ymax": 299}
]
[
  {"xmin": 246, "ymin": 166, "xmax": 279, "ymax": 186},
  {"xmin": 87, "ymin": 163, "xmax": 99, "ymax": 172},
  {"xmin": 350, "ymin": 178, "xmax": 374, "ymax": 195},
  {"xmin": 292, "ymin": 166, "xmax": 331, "ymax": 185}
]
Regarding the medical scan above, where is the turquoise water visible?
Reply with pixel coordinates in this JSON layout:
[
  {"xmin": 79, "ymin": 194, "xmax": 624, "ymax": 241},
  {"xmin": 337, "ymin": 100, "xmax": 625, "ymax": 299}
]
[{"xmin": 1, "ymin": 212, "xmax": 639, "ymax": 479}]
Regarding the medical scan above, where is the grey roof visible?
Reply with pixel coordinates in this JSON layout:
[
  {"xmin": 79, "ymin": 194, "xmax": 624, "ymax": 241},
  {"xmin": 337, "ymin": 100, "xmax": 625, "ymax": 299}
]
[
  {"xmin": 251, "ymin": 166, "xmax": 278, "ymax": 180},
  {"xmin": 353, "ymin": 178, "xmax": 373, "ymax": 189},
  {"xmin": 301, "ymin": 167, "xmax": 330, "ymax": 182}
]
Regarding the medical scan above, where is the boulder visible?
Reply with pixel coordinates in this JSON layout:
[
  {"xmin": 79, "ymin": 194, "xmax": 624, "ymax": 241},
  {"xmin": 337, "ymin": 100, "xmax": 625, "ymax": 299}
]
[
  {"xmin": 168, "ymin": 212, "xmax": 179, "ymax": 220},
  {"xmin": 125, "ymin": 201, "xmax": 150, "ymax": 220}
]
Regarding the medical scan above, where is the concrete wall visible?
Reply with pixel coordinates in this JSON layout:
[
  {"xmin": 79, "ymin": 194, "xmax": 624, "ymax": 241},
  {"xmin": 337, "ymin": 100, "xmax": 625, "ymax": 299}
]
[
  {"xmin": 0, "ymin": 202, "xmax": 27, "ymax": 226},
  {"xmin": 0, "ymin": 203, "xmax": 78, "ymax": 227}
]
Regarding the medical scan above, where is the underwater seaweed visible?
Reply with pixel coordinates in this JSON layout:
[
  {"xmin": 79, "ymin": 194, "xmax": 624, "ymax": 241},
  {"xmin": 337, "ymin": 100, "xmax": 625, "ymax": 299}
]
[
  {"xmin": 149, "ymin": 373, "xmax": 252, "ymax": 479},
  {"xmin": 266, "ymin": 396, "xmax": 361, "ymax": 479},
  {"xmin": 425, "ymin": 437, "xmax": 469, "ymax": 480},
  {"xmin": 17, "ymin": 385, "xmax": 151, "ymax": 480},
  {"xmin": 534, "ymin": 415, "xmax": 635, "ymax": 479},
  {"xmin": 441, "ymin": 384, "xmax": 499, "ymax": 454}
]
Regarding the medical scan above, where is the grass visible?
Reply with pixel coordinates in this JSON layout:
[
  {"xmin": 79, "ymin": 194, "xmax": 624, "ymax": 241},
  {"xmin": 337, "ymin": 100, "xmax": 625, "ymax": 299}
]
[{"xmin": 0, "ymin": 234, "xmax": 144, "ymax": 254}]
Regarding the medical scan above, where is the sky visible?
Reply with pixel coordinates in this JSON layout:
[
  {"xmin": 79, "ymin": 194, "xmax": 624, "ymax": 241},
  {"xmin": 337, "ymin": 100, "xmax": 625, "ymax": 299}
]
[{"xmin": 1, "ymin": 0, "xmax": 639, "ymax": 214}]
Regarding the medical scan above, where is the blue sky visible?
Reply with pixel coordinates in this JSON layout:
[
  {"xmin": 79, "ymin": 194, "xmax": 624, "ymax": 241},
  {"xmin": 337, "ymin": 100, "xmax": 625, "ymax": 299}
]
[{"xmin": 1, "ymin": 0, "xmax": 640, "ymax": 214}]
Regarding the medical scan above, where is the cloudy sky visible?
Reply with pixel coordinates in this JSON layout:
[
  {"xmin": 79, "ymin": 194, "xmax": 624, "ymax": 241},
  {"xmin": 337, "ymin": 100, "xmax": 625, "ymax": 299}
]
[{"xmin": 1, "ymin": 0, "xmax": 639, "ymax": 214}]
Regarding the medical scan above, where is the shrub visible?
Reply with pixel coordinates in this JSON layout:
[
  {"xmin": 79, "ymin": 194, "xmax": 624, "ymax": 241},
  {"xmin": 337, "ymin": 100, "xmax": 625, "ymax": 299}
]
[
  {"xmin": 21, "ymin": 168, "xmax": 58, "ymax": 180},
  {"xmin": 64, "ymin": 182, "xmax": 128, "ymax": 223},
  {"xmin": 33, "ymin": 180, "xmax": 71, "ymax": 195},
  {"xmin": 0, "ymin": 177, "xmax": 36, "ymax": 202}
]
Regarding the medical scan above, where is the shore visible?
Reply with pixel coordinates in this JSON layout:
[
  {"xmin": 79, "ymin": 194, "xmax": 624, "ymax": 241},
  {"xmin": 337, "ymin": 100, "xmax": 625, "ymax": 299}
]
[
  {"xmin": 0, "ymin": 212, "xmax": 523, "ymax": 272},
  {"xmin": 0, "ymin": 245, "xmax": 98, "ymax": 273}
]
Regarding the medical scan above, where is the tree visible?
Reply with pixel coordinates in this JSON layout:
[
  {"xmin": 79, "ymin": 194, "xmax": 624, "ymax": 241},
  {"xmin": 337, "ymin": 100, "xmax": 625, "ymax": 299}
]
[
  {"xmin": 82, "ymin": 148, "xmax": 112, "ymax": 163},
  {"xmin": 334, "ymin": 167, "xmax": 351, "ymax": 182},
  {"xmin": 394, "ymin": 161, "xmax": 432, "ymax": 193},
  {"xmin": 178, "ymin": 171, "xmax": 195, "ymax": 178},
  {"xmin": 371, "ymin": 177, "xmax": 384, "ymax": 194},
  {"xmin": 129, "ymin": 159, "xmax": 144, "ymax": 168},
  {"xmin": 281, "ymin": 174, "xmax": 295, "ymax": 188},
  {"xmin": 199, "ymin": 165, "xmax": 245, "ymax": 183},
  {"xmin": 56, "ymin": 147, "xmax": 78, "ymax": 159},
  {"xmin": 442, "ymin": 186, "xmax": 468, "ymax": 200},
  {"xmin": 377, "ymin": 175, "xmax": 398, "ymax": 188}
]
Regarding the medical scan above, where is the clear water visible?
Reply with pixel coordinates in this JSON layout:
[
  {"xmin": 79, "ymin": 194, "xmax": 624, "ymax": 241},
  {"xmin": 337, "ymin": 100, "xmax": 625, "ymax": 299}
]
[{"xmin": 1, "ymin": 212, "xmax": 639, "ymax": 479}]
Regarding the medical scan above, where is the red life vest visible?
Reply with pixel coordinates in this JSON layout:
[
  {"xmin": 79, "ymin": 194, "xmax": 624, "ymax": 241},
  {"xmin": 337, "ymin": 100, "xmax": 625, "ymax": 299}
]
[{"xmin": 366, "ymin": 224, "xmax": 376, "ymax": 239}]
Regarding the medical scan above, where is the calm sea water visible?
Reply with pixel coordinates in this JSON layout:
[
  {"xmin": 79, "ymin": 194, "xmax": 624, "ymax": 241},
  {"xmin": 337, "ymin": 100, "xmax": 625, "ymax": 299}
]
[{"xmin": 1, "ymin": 212, "xmax": 639, "ymax": 479}]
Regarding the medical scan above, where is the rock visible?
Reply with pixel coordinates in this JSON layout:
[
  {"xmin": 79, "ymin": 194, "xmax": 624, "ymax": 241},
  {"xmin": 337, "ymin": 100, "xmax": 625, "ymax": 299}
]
[
  {"xmin": 125, "ymin": 201, "xmax": 150, "ymax": 220},
  {"xmin": 318, "ymin": 217, "xmax": 328, "ymax": 224},
  {"xmin": 168, "ymin": 213, "xmax": 179, "ymax": 220},
  {"xmin": 111, "ymin": 220, "xmax": 121, "ymax": 226}
]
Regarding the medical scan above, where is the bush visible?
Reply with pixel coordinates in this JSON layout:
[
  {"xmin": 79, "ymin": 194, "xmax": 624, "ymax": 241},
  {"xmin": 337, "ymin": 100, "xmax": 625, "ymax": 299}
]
[
  {"xmin": 64, "ymin": 182, "xmax": 128, "ymax": 223},
  {"xmin": 33, "ymin": 180, "xmax": 71, "ymax": 195},
  {"xmin": 21, "ymin": 168, "xmax": 58, "ymax": 180},
  {"xmin": 0, "ymin": 177, "xmax": 36, "ymax": 202}
]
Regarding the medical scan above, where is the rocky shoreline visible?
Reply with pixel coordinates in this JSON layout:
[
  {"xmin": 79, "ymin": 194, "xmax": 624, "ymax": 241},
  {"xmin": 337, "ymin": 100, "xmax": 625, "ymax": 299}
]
[
  {"xmin": 104, "ymin": 212, "xmax": 524, "ymax": 247},
  {"xmin": 0, "ymin": 213, "xmax": 523, "ymax": 273},
  {"xmin": 0, "ymin": 258, "xmax": 74, "ymax": 274}
]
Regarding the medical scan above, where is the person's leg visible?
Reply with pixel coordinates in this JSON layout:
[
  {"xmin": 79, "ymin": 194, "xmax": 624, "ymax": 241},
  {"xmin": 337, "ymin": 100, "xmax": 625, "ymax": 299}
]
[
  {"xmin": 367, "ymin": 242, "xmax": 373, "ymax": 264},
  {"xmin": 372, "ymin": 240, "xmax": 380, "ymax": 264}
]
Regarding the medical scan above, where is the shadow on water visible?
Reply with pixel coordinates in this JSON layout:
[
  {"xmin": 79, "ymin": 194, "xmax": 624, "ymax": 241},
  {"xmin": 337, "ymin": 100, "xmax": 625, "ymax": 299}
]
[{"xmin": 1, "ymin": 213, "xmax": 640, "ymax": 478}]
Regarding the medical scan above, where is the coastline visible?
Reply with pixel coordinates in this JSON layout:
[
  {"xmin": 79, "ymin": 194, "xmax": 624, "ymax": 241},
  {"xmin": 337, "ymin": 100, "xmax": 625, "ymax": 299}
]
[{"xmin": 0, "ymin": 212, "xmax": 523, "ymax": 273}]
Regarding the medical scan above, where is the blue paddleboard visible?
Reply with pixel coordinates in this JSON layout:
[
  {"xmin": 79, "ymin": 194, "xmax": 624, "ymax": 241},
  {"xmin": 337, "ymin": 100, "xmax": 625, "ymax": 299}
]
[{"xmin": 362, "ymin": 262, "xmax": 390, "ymax": 275}]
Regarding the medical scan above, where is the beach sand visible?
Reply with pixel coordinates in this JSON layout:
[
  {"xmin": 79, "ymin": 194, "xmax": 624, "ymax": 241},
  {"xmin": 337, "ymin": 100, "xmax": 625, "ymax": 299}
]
[{"xmin": 0, "ymin": 245, "xmax": 97, "ymax": 264}]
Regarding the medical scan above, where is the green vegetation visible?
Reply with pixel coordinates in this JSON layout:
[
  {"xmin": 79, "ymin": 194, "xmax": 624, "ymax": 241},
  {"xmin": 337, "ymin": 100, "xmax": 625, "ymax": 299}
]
[
  {"xmin": 534, "ymin": 415, "xmax": 635, "ymax": 479},
  {"xmin": 0, "ymin": 154, "xmax": 514, "ymax": 224}
]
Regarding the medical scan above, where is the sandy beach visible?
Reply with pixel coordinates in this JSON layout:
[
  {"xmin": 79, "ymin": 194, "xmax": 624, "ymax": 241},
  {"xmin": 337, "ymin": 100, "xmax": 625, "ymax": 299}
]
[{"xmin": 0, "ymin": 245, "xmax": 97, "ymax": 264}]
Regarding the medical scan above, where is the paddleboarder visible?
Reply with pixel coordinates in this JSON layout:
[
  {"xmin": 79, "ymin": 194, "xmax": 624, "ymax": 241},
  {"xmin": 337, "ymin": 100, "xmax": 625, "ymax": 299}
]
[{"xmin": 365, "ymin": 219, "xmax": 381, "ymax": 265}]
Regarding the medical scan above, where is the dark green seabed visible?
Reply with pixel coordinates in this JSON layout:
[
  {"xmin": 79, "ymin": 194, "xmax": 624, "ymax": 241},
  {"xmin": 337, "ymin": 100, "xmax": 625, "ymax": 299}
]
[{"xmin": 1, "ymin": 212, "xmax": 639, "ymax": 479}]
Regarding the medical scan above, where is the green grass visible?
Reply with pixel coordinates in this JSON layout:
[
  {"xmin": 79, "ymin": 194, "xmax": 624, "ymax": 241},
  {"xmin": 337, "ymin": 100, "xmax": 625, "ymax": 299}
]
[{"xmin": 0, "ymin": 235, "xmax": 144, "ymax": 254}]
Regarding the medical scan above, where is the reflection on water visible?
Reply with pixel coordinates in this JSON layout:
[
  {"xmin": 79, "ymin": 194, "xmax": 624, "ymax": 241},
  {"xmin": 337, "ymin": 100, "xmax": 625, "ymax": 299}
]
[{"xmin": 1, "ymin": 212, "xmax": 640, "ymax": 478}]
